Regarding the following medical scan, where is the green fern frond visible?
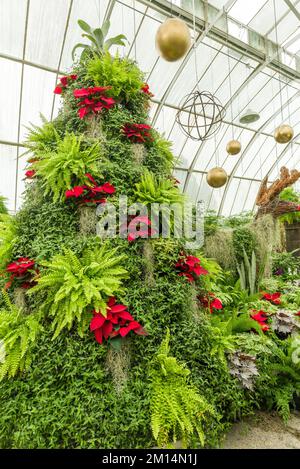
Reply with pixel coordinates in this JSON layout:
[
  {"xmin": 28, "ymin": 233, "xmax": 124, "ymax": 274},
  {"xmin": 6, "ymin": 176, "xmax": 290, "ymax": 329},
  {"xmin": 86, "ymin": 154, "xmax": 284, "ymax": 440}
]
[
  {"xmin": 134, "ymin": 170, "xmax": 185, "ymax": 206},
  {"xmin": 33, "ymin": 132, "xmax": 103, "ymax": 202},
  {"xmin": 0, "ymin": 214, "xmax": 18, "ymax": 270},
  {"xmin": 29, "ymin": 244, "xmax": 128, "ymax": 339},
  {"xmin": 0, "ymin": 291, "xmax": 42, "ymax": 380},
  {"xmin": 149, "ymin": 330, "xmax": 215, "ymax": 448}
]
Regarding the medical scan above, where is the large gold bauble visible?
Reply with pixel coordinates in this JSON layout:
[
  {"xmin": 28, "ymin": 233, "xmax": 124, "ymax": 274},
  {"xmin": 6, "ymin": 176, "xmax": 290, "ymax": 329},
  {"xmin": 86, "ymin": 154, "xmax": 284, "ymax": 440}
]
[
  {"xmin": 206, "ymin": 167, "xmax": 228, "ymax": 188},
  {"xmin": 155, "ymin": 18, "xmax": 191, "ymax": 62},
  {"xmin": 226, "ymin": 140, "xmax": 241, "ymax": 155},
  {"xmin": 274, "ymin": 124, "xmax": 294, "ymax": 144}
]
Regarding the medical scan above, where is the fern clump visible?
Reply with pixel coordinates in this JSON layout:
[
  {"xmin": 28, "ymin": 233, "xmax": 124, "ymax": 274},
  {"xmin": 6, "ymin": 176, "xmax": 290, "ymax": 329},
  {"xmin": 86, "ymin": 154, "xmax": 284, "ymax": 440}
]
[
  {"xmin": 0, "ymin": 214, "xmax": 18, "ymax": 270},
  {"xmin": 29, "ymin": 244, "xmax": 128, "ymax": 338},
  {"xmin": 134, "ymin": 170, "xmax": 185, "ymax": 206},
  {"xmin": 150, "ymin": 330, "xmax": 215, "ymax": 448},
  {"xmin": 24, "ymin": 115, "xmax": 61, "ymax": 154},
  {"xmin": 0, "ymin": 291, "xmax": 42, "ymax": 380},
  {"xmin": 33, "ymin": 132, "xmax": 103, "ymax": 202},
  {"xmin": 0, "ymin": 196, "xmax": 8, "ymax": 215},
  {"xmin": 87, "ymin": 52, "xmax": 144, "ymax": 102}
]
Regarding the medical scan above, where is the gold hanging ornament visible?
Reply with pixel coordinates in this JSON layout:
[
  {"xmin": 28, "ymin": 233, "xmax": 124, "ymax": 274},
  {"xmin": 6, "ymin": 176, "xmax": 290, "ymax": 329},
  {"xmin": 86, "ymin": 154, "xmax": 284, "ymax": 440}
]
[
  {"xmin": 226, "ymin": 140, "xmax": 241, "ymax": 155},
  {"xmin": 155, "ymin": 18, "xmax": 191, "ymax": 62},
  {"xmin": 274, "ymin": 124, "xmax": 294, "ymax": 144},
  {"xmin": 206, "ymin": 167, "xmax": 228, "ymax": 188}
]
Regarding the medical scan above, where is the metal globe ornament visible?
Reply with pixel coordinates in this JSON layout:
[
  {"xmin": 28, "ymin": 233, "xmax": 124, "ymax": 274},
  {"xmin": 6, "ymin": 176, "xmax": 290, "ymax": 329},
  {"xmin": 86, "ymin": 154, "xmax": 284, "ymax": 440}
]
[
  {"xmin": 176, "ymin": 91, "xmax": 226, "ymax": 141},
  {"xmin": 155, "ymin": 18, "xmax": 191, "ymax": 62},
  {"xmin": 206, "ymin": 167, "xmax": 228, "ymax": 188},
  {"xmin": 274, "ymin": 124, "xmax": 294, "ymax": 144},
  {"xmin": 226, "ymin": 139, "xmax": 242, "ymax": 155}
]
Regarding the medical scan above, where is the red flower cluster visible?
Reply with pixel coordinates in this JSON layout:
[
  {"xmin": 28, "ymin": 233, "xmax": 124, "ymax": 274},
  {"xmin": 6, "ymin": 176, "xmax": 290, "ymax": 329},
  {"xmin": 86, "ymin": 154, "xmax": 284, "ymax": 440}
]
[
  {"xmin": 65, "ymin": 173, "xmax": 115, "ymax": 205},
  {"xmin": 123, "ymin": 215, "xmax": 155, "ymax": 242},
  {"xmin": 175, "ymin": 254, "xmax": 208, "ymax": 282},
  {"xmin": 141, "ymin": 83, "xmax": 154, "ymax": 97},
  {"xmin": 25, "ymin": 169, "xmax": 36, "ymax": 179},
  {"xmin": 73, "ymin": 86, "xmax": 115, "ymax": 119},
  {"xmin": 199, "ymin": 293, "xmax": 223, "ymax": 313},
  {"xmin": 90, "ymin": 297, "xmax": 146, "ymax": 345},
  {"xmin": 5, "ymin": 257, "xmax": 37, "ymax": 290},
  {"xmin": 54, "ymin": 74, "xmax": 78, "ymax": 94},
  {"xmin": 251, "ymin": 310, "xmax": 269, "ymax": 332},
  {"xmin": 262, "ymin": 292, "xmax": 281, "ymax": 305},
  {"xmin": 123, "ymin": 123, "xmax": 153, "ymax": 143}
]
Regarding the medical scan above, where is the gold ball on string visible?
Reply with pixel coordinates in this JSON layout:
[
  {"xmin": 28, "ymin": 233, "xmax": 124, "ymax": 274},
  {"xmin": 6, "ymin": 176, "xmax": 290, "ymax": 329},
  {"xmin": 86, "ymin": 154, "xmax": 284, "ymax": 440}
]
[
  {"xmin": 206, "ymin": 167, "xmax": 228, "ymax": 188},
  {"xmin": 226, "ymin": 140, "xmax": 242, "ymax": 155},
  {"xmin": 274, "ymin": 124, "xmax": 294, "ymax": 144},
  {"xmin": 155, "ymin": 18, "xmax": 191, "ymax": 62}
]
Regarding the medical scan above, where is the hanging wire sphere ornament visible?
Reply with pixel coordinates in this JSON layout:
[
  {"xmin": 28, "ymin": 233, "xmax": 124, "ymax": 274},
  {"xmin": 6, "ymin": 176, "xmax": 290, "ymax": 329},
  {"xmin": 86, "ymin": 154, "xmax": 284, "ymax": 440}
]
[{"xmin": 176, "ymin": 91, "xmax": 226, "ymax": 141}]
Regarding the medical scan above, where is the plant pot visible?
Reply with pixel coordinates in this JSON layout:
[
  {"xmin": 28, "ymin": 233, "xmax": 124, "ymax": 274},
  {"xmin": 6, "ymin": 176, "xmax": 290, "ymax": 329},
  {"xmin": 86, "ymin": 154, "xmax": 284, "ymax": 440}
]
[{"xmin": 285, "ymin": 222, "xmax": 300, "ymax": 256}]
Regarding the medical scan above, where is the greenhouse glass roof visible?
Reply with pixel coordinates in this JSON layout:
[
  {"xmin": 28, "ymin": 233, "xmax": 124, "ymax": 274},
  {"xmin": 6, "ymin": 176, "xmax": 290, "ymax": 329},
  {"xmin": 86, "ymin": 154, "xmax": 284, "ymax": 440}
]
[{"xmin": 1, "ymin": 0, "xmax": 300, "ymax": 214}]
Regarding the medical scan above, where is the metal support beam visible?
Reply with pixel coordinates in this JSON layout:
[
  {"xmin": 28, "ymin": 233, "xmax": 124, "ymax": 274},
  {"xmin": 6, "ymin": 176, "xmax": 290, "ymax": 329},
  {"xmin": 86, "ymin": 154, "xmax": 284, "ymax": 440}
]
[{"xmin": 284, "ymin": 0, "xmax": 300, "ymax": 21}]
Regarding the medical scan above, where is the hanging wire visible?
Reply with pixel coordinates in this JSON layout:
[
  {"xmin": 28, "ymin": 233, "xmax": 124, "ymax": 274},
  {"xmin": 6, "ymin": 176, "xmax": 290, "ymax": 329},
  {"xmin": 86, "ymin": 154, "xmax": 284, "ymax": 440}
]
[
  {"xmin": 132, "ymin": 0, "xmax": 137, "ymax": 61},
  {"xmin": 225, "ymin": 13, "xmax": 234, "ymax": 140},
  {"xmin": 273, "ymin": 0, "xmax": 284, "ymax": 124},
  {"xmin": 192, "ymin": 0, "xmax": 200, "ymax": 88}
]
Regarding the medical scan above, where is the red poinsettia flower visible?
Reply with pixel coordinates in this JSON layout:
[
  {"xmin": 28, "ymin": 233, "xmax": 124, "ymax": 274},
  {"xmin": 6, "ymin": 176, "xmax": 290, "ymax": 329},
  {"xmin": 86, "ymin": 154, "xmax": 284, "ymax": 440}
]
[
  {"xmin": 65, "ymin": 175, "xmax": 115, "ymax": 205},
  {"xmin": 90, "ymin": 297, "xmax": 147, "ymax": 345},
  {"xmin": 123, "ymin": 123, "xmax": 153, "ymax": 144},
  {"xmin": 199, "ymin": 293, "xmax": 223, "ymax": 313},
  {"xmin": 54, "ymin": 74, "xmax": 77, "ymax": 94},
  {"xmin": 5, "ymin": 257, "xmax": 38, "ymax": 290},
  {"xmin": 251, "ymin": 310, "xmax": 269, "ymax": 332},
  {"xmin": 141, "ymin": 83, "xmax": 154, "ymax": 98},
  {"xmin": 262, "ymin": 292, "xmax": 281, "ymax": 305},
  {"xmin": 295, "ymin": 311, "xmax": 300, "ymax": 317},
  {"xmin": 175, "ymin": 253, "xmax": 208, "ymax": 282},
  {"xmin": 73, "ymin": 86, "xmax": 115, "ymax": 119},
  {"xmin": 25, "ymin": 169, "xmax": 36, "ymax": 179},
  {"xmin": 127, "ymin": 216, "xmax": 155, "ymax": 242}
]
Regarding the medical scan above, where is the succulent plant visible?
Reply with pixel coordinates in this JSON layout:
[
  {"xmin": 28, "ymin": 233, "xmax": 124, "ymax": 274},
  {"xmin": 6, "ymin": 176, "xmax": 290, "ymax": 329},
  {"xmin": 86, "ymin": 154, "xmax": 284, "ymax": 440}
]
[
  {"xmin": 272, "ymin": 310, "xmax": 300, "ymax": 336},
  {"xmin": 228, "ymin": 351, "xmax": 259, "ymax": 390}
]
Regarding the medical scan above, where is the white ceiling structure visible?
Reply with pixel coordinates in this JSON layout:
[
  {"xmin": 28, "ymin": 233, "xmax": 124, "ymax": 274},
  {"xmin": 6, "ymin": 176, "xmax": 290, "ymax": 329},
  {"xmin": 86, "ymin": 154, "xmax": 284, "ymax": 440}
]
[{"xmin": 1, "ymin": 0, "xmax": 300, "ymax": 214}]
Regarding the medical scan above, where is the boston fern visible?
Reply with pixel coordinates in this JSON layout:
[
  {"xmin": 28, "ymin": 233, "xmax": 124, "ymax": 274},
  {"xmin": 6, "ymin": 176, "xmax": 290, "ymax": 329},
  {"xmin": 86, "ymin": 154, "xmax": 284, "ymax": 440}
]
[
  {"xmin": 72, "ymin": 19, "xmax": 127, "ymax": 60},
  {"xmin": 33, "ymin": 132, "xmax": 102, "ymax": 202},
  {"xmin": 134, "ymin": 170, "xmax": 185, "ymax": 206},
  {"xmin": 0, "ymin": 214, "xmax": 18, "ymax": 271},
  {"xmin": 0, "ymin": 291, "xmax": 42, "ymax": 380},
  {"xmin": 29, "ymin": 244, "xmax": 128, "ymax": 339},
  {"xmin": 24, "ymin": 114, "xmax": 60, "ymax": 154},
  {"xmin": 150, "ymin": 330, "xmax": 215, "ymax": 448}
]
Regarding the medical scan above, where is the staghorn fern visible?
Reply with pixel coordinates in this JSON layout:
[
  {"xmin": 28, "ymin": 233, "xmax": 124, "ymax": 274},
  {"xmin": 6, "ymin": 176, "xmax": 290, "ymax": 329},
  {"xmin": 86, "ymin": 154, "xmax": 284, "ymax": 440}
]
[
  {"xmin": 33, "ymin": 132, "xmax": 102, "ymax": 202},
  {"xmin": 0, "ymin": 291, "xmax": 42, "ymax": 380},
  {"xmin": 134, "ymin": 170, "xmax": 185, "ymax": 206},
  {"xmin": 29, "ymin": 244, "xmax": 128, "ymax": 339},
  {"xmin": 72, "ymin": 19, "xmax": 127, "ymax": 60},
  {"xmin": 0, "ymin": 214, "xmax": 18, "ymax": 270},
  {"xmin": 150, "ymin": 330, "xmax": 215, "ymax": 448}
]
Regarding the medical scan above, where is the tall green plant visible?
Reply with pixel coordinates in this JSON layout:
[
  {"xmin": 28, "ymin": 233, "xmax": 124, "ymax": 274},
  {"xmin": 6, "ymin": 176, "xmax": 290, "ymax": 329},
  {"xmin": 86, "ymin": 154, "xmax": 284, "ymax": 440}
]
[
  {"xmin": 150, "ymin": 330, "xmax": 215, "ymax": 448},
  {"xmin": 237, "ymin": 249, "xmax": 258, "ymax": 295},
  {"xmin": 73, "ymin": 19, "xmax": 127, "ymax": 60},
  {"xmin": 29, "ymin": 244, "xmax": 128, "ymax": 339},
  {"xmin": 33, "ymin": 133, "xmax": 102, "ymax": 202},
  {"xmin": 0, "ymin": 291, "xmax": 42, "ymax": 380}
]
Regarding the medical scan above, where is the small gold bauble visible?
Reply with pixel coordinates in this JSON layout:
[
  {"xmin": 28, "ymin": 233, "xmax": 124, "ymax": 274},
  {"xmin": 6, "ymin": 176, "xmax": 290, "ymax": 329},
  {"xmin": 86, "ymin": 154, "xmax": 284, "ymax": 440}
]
[
  {"xmin": 274, "ymin": 124, "xmax": 294, "ymax": 144},
  {"xmin": 226, "ymin": 140, "xmax": 241, "ymax": 155},
  {"xmin": 206, "ymin": 167, "xmax": 228, "ymax": 188},
  {"xmin": 155, "ymin": 18, "xmax": 191, "ymax": 62}
]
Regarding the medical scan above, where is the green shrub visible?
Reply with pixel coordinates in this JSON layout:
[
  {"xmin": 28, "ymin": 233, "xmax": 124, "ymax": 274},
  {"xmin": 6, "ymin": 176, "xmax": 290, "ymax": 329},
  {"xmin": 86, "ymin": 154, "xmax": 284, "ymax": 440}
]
[{"xmin": 279, "ymin": 187, "xmax": 300, "ymax": 225}]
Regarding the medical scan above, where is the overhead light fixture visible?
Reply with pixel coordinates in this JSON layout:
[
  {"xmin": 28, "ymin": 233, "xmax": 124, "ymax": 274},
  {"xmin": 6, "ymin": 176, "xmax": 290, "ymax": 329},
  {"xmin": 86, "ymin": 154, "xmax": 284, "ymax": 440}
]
[{"xmin": 239, "ymin": 108, "xmax": 260, "ymax": 124}]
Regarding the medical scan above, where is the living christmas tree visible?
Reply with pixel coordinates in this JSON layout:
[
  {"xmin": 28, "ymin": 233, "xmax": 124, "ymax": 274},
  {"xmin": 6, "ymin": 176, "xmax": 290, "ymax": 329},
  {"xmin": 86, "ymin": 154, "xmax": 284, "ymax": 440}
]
[{"xmin": 0, "ymin": 20, "xmax": 298, "ymax": 449}]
